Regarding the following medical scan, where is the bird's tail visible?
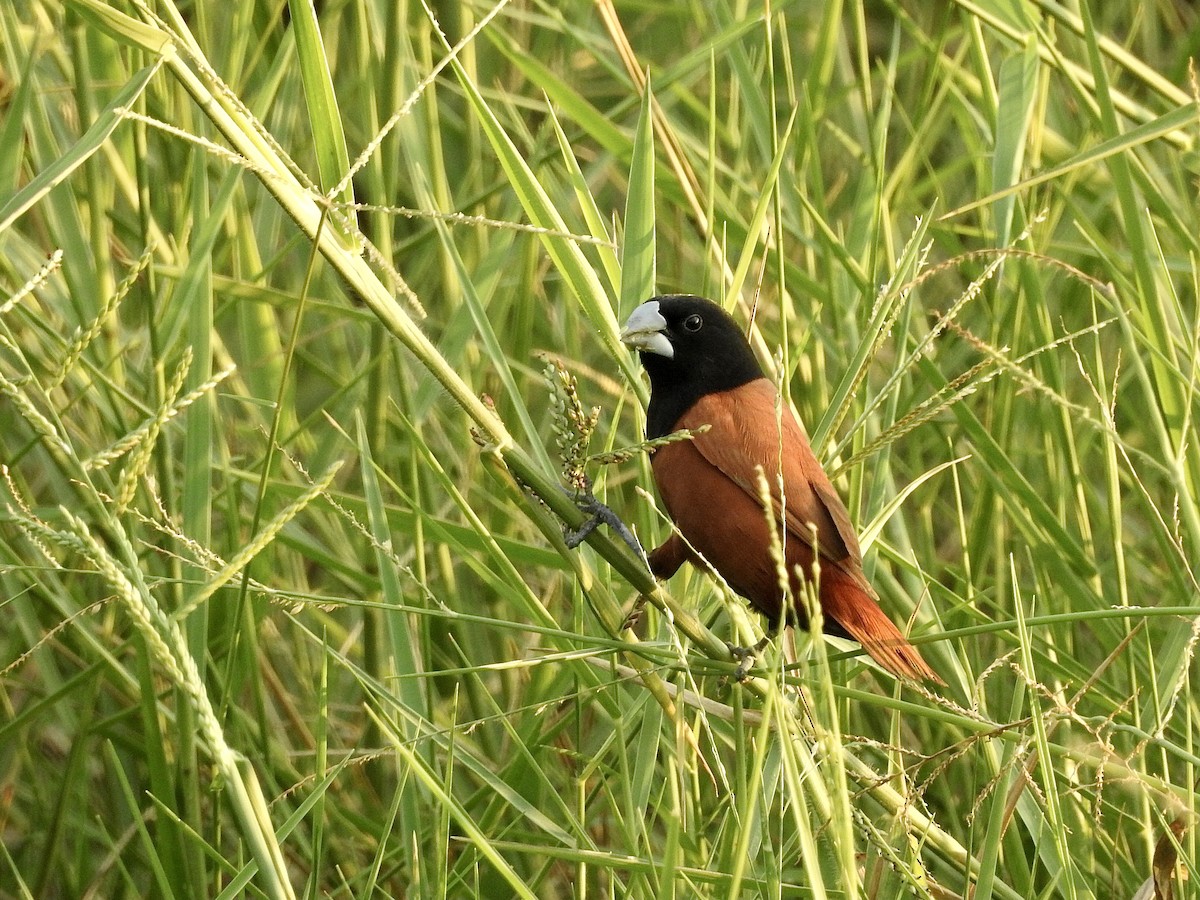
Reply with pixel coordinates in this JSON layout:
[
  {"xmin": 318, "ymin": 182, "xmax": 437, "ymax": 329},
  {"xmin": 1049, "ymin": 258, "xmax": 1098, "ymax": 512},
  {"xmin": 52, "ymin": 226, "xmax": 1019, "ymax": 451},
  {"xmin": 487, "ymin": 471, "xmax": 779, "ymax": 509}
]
[{"xmin": 818, "ymin": 573, "xmax": 944, "ymax": 685}]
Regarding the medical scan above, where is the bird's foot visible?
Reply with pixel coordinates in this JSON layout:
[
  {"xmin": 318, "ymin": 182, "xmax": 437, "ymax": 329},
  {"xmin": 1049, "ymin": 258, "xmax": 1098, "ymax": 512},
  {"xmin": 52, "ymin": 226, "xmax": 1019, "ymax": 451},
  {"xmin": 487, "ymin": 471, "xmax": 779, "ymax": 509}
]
[
  {"xmin": 726, "ymin": 634, "xmax": 775, "ymax": 680},
  {"xmin": 621, "ymin": 595, "xmax": 648, "ymax": 631},
  {"xmin": 561, "ymin": 485, "xmax": 647, "ymax": 563}
]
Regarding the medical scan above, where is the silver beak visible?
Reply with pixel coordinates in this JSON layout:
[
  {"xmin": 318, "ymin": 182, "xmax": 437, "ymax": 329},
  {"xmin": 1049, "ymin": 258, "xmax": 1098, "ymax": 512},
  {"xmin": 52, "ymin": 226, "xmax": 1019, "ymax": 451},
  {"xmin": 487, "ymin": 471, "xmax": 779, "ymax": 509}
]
[{"xmin": 619, "ymin": 300, "xmax": 674, "ymax": 359}]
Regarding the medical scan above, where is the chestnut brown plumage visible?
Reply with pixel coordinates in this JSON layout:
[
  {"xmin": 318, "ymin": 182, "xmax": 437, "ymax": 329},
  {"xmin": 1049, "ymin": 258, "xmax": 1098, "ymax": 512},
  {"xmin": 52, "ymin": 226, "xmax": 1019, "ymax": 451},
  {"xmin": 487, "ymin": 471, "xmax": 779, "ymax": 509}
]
[{"xmin": 622, "ymin": 295, "xmax": 941, "ymax": 683}]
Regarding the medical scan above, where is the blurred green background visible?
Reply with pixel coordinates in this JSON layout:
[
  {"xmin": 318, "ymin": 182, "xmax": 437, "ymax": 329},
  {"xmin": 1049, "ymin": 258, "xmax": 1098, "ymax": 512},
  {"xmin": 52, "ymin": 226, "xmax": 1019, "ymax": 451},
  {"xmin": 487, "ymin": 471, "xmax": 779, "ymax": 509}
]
[{"xmin": 1, "ymin": 0, "xmax": 1198, "ymax": 897}]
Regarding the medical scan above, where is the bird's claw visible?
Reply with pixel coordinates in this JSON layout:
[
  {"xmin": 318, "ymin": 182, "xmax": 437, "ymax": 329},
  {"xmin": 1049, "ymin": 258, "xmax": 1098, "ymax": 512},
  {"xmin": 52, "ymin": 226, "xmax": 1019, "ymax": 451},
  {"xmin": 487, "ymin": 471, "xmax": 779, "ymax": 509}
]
[
  {"xmin": 561, "ymin": 508, "xmax": 599, "ymax": 547},
  {"xmin": 621, "ymin": 595, "xmax": 648, "ymax": 631},
  {"xmin": 726, "ymin": 634, "xmax": 775, "ymax": 680},
  {"xmin": 561, "ymin": 486, "xmax": 647, "ymax": 563},
  {"xmin": 726, "ymin": 642, "xmax": 757, "ymax": 681}
]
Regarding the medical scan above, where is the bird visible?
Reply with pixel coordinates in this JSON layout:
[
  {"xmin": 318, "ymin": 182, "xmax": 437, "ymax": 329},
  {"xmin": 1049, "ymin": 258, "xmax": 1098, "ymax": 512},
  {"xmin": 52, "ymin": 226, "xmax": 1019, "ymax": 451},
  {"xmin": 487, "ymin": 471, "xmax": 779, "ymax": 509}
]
[{"xmin": 620, "ymin": 294, "xmax": 941, "ymax": 683}]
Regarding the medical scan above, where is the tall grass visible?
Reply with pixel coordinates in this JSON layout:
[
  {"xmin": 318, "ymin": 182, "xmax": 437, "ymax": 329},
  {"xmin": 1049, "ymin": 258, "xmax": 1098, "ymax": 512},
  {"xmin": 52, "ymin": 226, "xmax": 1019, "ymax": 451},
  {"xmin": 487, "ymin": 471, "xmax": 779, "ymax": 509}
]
[{"xmin": 1, "ymin": 0, "xmax": 1198, "ymax": 897}]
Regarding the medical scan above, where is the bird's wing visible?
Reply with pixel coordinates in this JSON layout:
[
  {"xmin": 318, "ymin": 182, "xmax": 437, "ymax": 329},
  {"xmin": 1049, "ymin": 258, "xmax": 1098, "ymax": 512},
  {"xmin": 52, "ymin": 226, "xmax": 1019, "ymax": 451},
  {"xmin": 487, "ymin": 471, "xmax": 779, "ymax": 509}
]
[{"xmin": 677, "ymin": 379, "xmax": 866, "ymax": 574}]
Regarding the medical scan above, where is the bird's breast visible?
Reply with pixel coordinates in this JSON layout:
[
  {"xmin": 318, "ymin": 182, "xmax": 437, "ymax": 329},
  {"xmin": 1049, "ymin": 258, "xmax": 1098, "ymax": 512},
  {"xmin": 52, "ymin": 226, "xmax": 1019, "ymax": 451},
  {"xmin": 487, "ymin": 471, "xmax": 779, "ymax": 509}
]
[{"xmin": 651, "ymin": 439, "xmax": 810, "ymax": 618}]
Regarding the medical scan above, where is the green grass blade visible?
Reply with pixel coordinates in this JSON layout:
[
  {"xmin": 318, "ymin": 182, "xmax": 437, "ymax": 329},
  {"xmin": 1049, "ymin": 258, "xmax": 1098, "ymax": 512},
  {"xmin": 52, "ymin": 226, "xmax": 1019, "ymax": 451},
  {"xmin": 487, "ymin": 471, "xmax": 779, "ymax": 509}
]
[
  {"xmin": 618, "ymin": 78, "xmax": 656, "ymax": 313},
  {"xmin": 991, "ymin": 38, "xmax": 1038, "ymax": 249},
  {"xmin": 0, "ymin": 61, "xmax": 160, "ymax": 232},
  {"xmin": 446, "ymin": 54, "xmax": 645, "ymax": 399},
  {"xmin": 286, "ymin": 0, "xmax": 359, "ymax": 249}
]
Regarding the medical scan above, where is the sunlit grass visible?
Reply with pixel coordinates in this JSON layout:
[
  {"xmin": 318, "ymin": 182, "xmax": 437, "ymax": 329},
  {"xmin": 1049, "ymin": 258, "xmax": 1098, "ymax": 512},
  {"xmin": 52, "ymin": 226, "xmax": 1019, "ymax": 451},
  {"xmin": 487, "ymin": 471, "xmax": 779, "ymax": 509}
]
[{"xmin": 1, "ymin": 0, "xmax": 1197, "ymax": 897}]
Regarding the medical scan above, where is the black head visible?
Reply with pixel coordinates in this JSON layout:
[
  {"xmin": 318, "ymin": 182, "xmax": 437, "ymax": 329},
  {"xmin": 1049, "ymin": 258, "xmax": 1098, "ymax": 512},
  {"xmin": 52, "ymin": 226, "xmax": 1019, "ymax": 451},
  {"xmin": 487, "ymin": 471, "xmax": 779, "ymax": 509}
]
[{"xmin": 620, "ymin": 295, "xmax": 763, "ymax": 439}]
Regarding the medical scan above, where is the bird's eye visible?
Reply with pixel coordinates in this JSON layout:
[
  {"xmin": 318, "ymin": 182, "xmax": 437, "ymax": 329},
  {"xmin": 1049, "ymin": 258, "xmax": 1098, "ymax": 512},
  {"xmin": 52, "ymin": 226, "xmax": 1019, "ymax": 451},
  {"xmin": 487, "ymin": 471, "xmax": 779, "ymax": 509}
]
[{"xmin": 683, "ymin": 314, "xmax": 703, "ymax": 332}]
